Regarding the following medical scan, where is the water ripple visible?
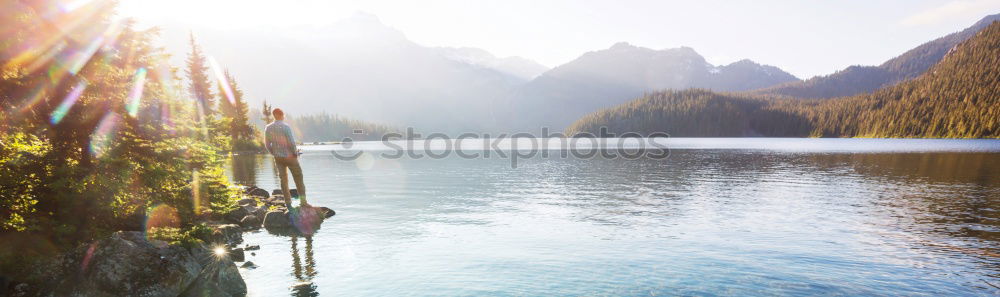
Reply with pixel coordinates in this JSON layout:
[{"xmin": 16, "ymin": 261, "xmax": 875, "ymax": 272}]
[{"xmin": 230, "ymin": 148, "xmax": 1000, "ymax": 296}]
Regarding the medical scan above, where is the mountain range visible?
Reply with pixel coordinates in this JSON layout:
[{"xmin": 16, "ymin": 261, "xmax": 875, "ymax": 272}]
[
  {"xmin": 567, "ymin": 20, "xmax": 1000, "ymax": 138},
  {"xmin": 435, "ymin": 47, "xmax": 549, "ymax": 80},
  {"xmin": 172, "ymin": 13, "xmax": 799, "ymax": 134},
  {"xmin": 170, "ymin": 12, "xmax": 998, "ymax": 137},
  {"xmin": 172, "ymin": 13, "xmax": 530, "ymax": 134},
  {"xmin": 501, "ymin": 42, "xmax": 799, "ymax": 131}
]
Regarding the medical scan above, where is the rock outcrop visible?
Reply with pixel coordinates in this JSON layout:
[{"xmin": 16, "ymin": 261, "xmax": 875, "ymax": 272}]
[
  {"xmin": 318, "ymin": 207, "xmax": 336, "ymax": 219},
  {"xmin": 239, "ymin": 215, "xmax": 261, "ymax": 229},
  {"xmin": 262, "ymin": 210, "xmax": 292, "ymax": 229},
  {"xmin": 244, "ymin": 186, "xmax": 270, "ymax": 199},
  {"xmin": 224, "ymin": 206, "xmax": 252, "ymax": 224},
  {"xmin": 180, "ymin": 245, "xmax": 246, "ymax": 297},
  {"xmin": 205, "ymin": 224, "xmax": 243, "ymax": 246},
  {"xmin": 270, "ymin": 188, "xmax": 298, "ymax": 197},
  {"xmin": 237, "ymin": 198, "xmax": 257, "ymax": 207},
  {"xmin": 32, "ymin": 231, "xmax": 246, "ymax": 297}
]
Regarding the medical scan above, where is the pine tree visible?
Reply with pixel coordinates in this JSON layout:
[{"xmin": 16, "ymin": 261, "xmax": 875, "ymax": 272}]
[
  {"xmin": 231, "ymin": 81, "xmax": 253, "ymax": 141},
  {"xmin": 262, "ymin": 99, "xmax": 273, "ymax": 124},
  {"xmin": 218, "ymin": 70, "xmax": 256, "ymax": 150},
  {"xmin": 217, "ymin": 69, "xmax": 238, "ymax": 119},
  {"xmin": 185, "ymin": 32, "xmax": 214, "ymax": 118}
]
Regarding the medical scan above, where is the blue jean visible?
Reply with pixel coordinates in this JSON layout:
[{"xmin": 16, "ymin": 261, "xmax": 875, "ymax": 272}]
[{"xmin": 274, "ymin": 156, "xmax": 306, "ymax": 205}]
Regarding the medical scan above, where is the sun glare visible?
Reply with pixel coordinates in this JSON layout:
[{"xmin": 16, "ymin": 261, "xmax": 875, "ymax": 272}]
[
  {"xmin": 213, "ymin": 246, "xmax": 227, "ymax": 257},
  {"xmin": 116, "ymin": 0, "xmax": 355, "ymax": 29}
]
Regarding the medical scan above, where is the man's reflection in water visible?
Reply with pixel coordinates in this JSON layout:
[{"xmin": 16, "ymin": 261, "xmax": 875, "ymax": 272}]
[{"xmin": 290, "ymin": 235, "xmax": 318, "ymax": 296}]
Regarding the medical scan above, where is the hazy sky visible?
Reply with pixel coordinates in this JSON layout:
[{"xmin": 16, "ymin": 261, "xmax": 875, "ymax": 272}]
[{"xmin": 119, "ymin": 0, "xmax": 1000, "ymax": 79}]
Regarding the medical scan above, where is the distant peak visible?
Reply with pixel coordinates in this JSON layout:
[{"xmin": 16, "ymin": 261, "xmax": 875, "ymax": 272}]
[
  {"xmin": 659, "ymin": 46, "xmax": 701, "ymax": 58},
  {"xmin": 330, "ymin": 11, "xmax": 408, "ymax": 41},
  {"xmin": 348, "ymin": 11, "xmax": 382, "ymax": 24},
  {"xmin": 610, "ymin": 42, "xmax": 636, "ymax": 50},
  {"xmin": 728, "ymin": 59, "xmax": 759, "ymax": 66},
  {"xmin": 674, "ymin": 46, "xmax": 697, "ymax": 54}
]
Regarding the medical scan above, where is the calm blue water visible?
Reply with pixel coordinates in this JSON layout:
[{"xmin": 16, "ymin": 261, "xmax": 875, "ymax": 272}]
[{"xmin": 229, "ymin": 138, "xmax": 1000, "ymax": 296}]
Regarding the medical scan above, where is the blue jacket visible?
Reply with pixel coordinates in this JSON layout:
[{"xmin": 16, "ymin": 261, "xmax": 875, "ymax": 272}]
[{"xmin": 264, "ymin": 120, "xmax": 297, "ymax": 158}]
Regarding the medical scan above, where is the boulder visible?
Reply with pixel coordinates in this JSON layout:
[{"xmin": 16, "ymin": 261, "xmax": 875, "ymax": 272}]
[
  {"xmin": 271, "ymin": 188, "xmax": 298, "ymax": 198},
  {"xmin": 318, "ymin": 207, "xmax": 336, "ymax": 219},
  {"xmin": 230, "ymin": 248, "xmax": 245, "ymax": 262},
  {"xmin": 237, "ymin": 198, "xmax": 256, "ymax": 207},
  {"xmin": 239, "ymin": 215, "xmax": 261, "ymax": 229},
  {"xmin": 245, "ymin": 186, "xmax": 269, "ymax": 199},
  {"xmin": 266, "ymin": 196, "xmax": 287, "ymax": 207},
  {"xmin": 13, "ymin": 283, "xmax": 28, "ymax": 297},
  {"xmin": 206, "ymin": 224, "xmax": 243, "ymax": 246},
  {"xmin": 252, "ymin": 206, "xmax": 268, "ymax": 218},
  {"xmin": 224, "ymin": 206, "xmax": 253, "ymax": 224},
  {"xmin": 244, "ymin": 245, "xmax": 260, "ymax": 251},
  {"xmin": 288, "ymin": 207, "xmax": 328, "ymax": 236},
  {"xmin": 262, "ymin": 206, "xmax": 335, "ymax": 235},
  {"xmin": 262, "ymin": 211, "xmax": 292, "ymax": 229},
  {"xmin": 48, "ymin": 231, "xmax": 203, "ymax": 296},
  {"xmin": 240, "ymin": 261, "xmax": 257, "ymax": 269},
  {"xmin": 180, "ymin": 246, "xmax": 246, "ymax": 297},
  {"xmin": 253, "ymin": 205, "xmax": 269, "ymax": 216}
]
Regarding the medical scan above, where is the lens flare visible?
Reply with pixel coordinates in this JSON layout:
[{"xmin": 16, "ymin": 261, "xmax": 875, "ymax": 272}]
[
  {"xmin": 154, "ymin": 62, "xmax": 178, "ymax": 97},
  {"xmin": 213, "ymin": 246, "xmax": 227, "ymax": 257},
  {"xmin": 194, "ymin": 101, "xmax": 209, "ymax": 138},
  {"xmin": 60, "ymin": 0, "xmax": 96, "ymax": 13},
  {"xmin": 209, "ymin": 56, "xmax": 236, "ymax": 106},
  {"xmin": 4, "ymin": 32, "xmax": 65, "ymax": 73},
  {"xmin": 191, "ymin": 170, "xmax": 202, "ymax": 215},
  {"xmin": 160, "ymin": 101, "xmax": 176, "ymax": 134},
  {"xmin": 80, "ymin": 242, "xmax": 98, "ymax": 273},
  {"xmin": 50, "ymin": 80, "xmax": 87, "ymax": 124},
  {"xmin": 89, "ymin": 112, "xmax": 120, "ymax": 158},
  {"xmin": 143, "ymin": 204, "xmax": 180, "ymax": 241},
  {"xmin": 57, "ymin": 19, "xmax": 122, "ymax": 76},
  {"xmin": 46, "ymin": 61, "xmax": 70, "ymax": 85},
  {"xmin": 126, "ymin": 68, "xmax": 147, "ymax": 117},
  {"xmin": 17, "ymin": 84, "xmax": 49, "ymax": 114},
  {"xmin": 67, "ymin": 36, "xmax": 103, "ymax": 75},
  {"xmin": 25, "ymin": 41, "xmax": 68, "ymax": 74},
  {"xmin": 289, "ymin": 206, "xmax": 322, "ymax": 236},
  {"xmin": 98, "ymin": 19, "xmax": 125, "ymax": 51},
  {"xmin": 355, "ymin": 151, "xmax": 375, "ymax": 171}
]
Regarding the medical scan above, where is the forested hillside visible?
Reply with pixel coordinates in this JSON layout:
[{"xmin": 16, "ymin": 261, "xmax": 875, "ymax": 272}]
[
  {"xmin": 250, "ymin": 108, "xmax": 397, "ymax": 142},
  {"xmin": 788, "ymin": 21, "xmax": 1000, "ymax": 137},
  {"xmin": 567, "ymin": 22, "xmax": 1000, "ymax": 138},
  {"xmin": 287, "ymin": 113, "xmax": 399, "ymax": 142},
  {"xmin": 751, "ymin": 13, "xmax": 1000, "ymax": 99}
]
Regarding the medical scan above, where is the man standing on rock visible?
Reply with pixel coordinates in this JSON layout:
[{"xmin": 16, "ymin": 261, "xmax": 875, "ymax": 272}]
[{"xmin": 265, "ymin": 108, "xmax": 310, "ymax": 208}]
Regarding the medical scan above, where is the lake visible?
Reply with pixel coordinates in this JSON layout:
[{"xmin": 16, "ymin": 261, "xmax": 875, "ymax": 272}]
[{"xmin": 228, "ymin": 138, "xmax": 1000, "ymax": 296}]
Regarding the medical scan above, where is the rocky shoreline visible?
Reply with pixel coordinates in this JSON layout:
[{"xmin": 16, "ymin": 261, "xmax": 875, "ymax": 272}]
[{"xmin": 4, "ymin": 187, "xmax": 333, "ymax": 297}]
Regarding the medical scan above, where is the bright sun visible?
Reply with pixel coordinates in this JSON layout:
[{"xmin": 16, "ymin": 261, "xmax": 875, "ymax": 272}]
[{"xmin": 116, "ymin": 0, "xmax": 356, "ymax": 29}]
